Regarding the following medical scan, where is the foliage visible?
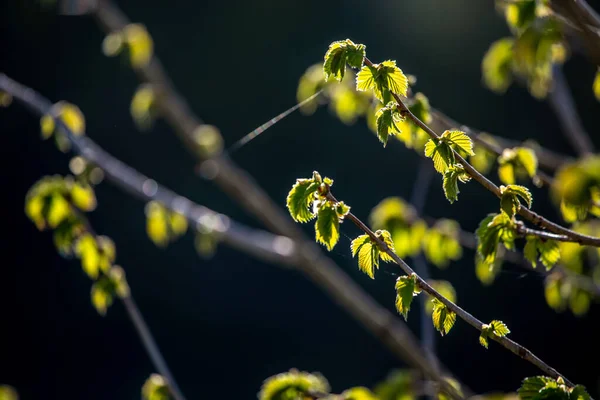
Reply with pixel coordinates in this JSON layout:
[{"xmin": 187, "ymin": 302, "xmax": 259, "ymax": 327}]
[
  {"xmin": 394, "ymin": 274, "xmax": 419, "ymax": 320},
  {"xmin": 142, "ymin": 374, "xmax": 172, "ymax": 400},
  {"xmin": 102, "ymin": 23, "xmax": 154, "ymax": 68},
  {"xmin": 523, "ymin": 236, "xmax": 560, "ymax": 270},
  {"xmin": 351, "ymin": 231, "xmax": 396, "ymax": 279},
  {"xmin": 479, "ymin": 320, "xmax": 510, "ymax": 349},
  {"xmin": 259, "ymin": 370, "xmax": 330, "ymax": 400},
  {"xmin": 497, "ymin": 147, "xmax": 538, "ymax": 185},
  {"xmin": 552, "ymin": 156, "xmax": 600, "ymax": 222},
  {"xmin": 476, "ymin": 213, "xmax": 516, "ymax": 266},
  {"xmin": 518, "ymin": 376, "xmax": 590, "ymax": 400},
  {"xmin": 145, "ymin": 201, "xmax": 188, "ymax": 248},
  {"xmin": 431, "ymin": 298, "xmax": 456, "ymax": 336}
]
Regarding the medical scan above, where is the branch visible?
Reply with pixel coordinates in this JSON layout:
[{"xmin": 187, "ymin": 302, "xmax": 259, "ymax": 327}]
[
  {"xmin": 0, "ymin": 77, "xmax": 467, "ymax": 400},
  {"xmin": 364, "ymin": 57, "xmax": 600, "ymax": 248},
  {"xmin": 429, "ymin": 109, "xmax": 563, "ymax": 185},
  {"xmin": 88, "ymin": 4, "xmax": 470, "ymax": 397},
  {"xmin": 548, "ymin": 66, "xmax": 595, "ymax": 156},
  {"xmin": 325, "ymin": 191, "xmax": 577, "ymax": 388},
  {"xmin": 67, "ymin": 205, "xmax": 186, "ymax": 400},
  {"xmin": 0, "ymin": 73, "xmax": 296, "ymax": 267}
]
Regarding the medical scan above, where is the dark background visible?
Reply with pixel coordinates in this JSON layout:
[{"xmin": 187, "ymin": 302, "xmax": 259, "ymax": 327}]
[{"xmin": 1, "ymin": 1, "xmax": 599, "ymax": 399}]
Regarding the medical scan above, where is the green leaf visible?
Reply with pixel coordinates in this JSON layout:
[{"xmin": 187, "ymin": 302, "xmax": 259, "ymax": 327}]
[
  {"xmin": 342, "ymin": 387, "xmax": 379, "ymax": 400},
  {"xmin": 259, "ymin": 370, "xmax": 330, "ymax": 400},
  {"xmin": 356, "ymin": 65, "xmax": 377, "ymax": 92},
  {"xmin": 500, "ymin": 184, "xmax": 532, "ymax": 217},
  {"xmin": 490, "ymin": 320, "xmax": 510, "ymax": 336},
  {"xmin": 570, "ymin": 385, "xmax": 591, "ymax": 400},
  {"xmin": 377, "ymin": 229, "xmax": 397, "ymax": 262},
  {"xmin": 502, "ymin": 184, "xmax": 533, "ymax": 208},
  {"xmin": 498, "ymin": 147, "xmax": 538, "ymax": 184},
  {"xmin": 323, "ymin": 39, "xmax": 366, "ymax": 82},
  {"xmin": 594, "ymin": 69, "xmax": 600, "ymax": 101},
  {"xmin": 335, "ymin": 201, "xmax": 351, "ymax": 219},
  {"xmin": 443, "ymin": 164, "xmax": 471, "ymax": 203},
  {"xmin": 351, "ymin": 234, "xmax": 378, "ymax": 279},
  {"xmin": 395, "ymin": 274, "xmax": 417, "ymax": 320},
  {"xmin": 0, "ymin": 385, "xmax": 18, "ymax": 400},
  {"xmin": 442, "ymin": 130, "xmax": 474, "ymax": 156},
  {"xmin": 475, "ymin": 253, "xmax": 502, "ymax": 285},
  {"xmin": 538, "ymin": 240, "xmax": 561, "ymax": 270},
  {"xmin": 315, "ymin": 203, "xmax": 340, "ymax": 251},
  {"xmin": 431, "ymin": 298, "xmax": 456, "ymax": 336},
  {"xmin": 425, "ymin": 280, "xmax": 456, "ymax": 314},
  {"xmin": 518, "ymin": 377, "xmax": 556, "ymax": 400},
  {"xmin": 142, "ymin": 374, "xmax": 171, "ymax": 400},
  {"xmin": 524, "ymin": 237, "xmax": 539, "ymax": 267},
  {"xmin": 523, "ymin": 236, "xmax": 560, "ymax": 270},
  {"xmin": 378, "ymin": 60, "xmax": 409, "ymax": 97},
  {"xmin": 286, "ymin": 178, "xmax": 319, "ymax": 223},
  {"xmin": 479, "ymin": 330, "xmax": 490, "ymax": 349},
  {"xmin": 425, "ymin": 139, "xmax": 455, "ymax": 174},
  {"xmin": 356, "ymin": 60, "xmax": 409, "ymax": 101},
  {"xmin": 476, "ymin": 213, "xmax": 515, "ymax": 264},
  {"xmin": 482, "ymin": 38, "xmax": 514, "ymax": 93},
  {"xmin": 375, "ymin": 102, "xmax": 403, "ymax": 147}
]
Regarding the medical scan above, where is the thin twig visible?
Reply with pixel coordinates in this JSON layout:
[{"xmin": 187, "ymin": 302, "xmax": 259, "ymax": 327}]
[
  {"xmin": 68, "ymin": 206, "xmax": 186, "ymax": 400},
  {"xmin": 326, "ymin": 191, "xmax": 577, "ymax": 388},
  {"xmin": 364, "ymin": 57, "xmax": 600, "ymax": 247},
  {"xmin": 0, "ymin": 78, "xmax": 466, "ymax": 400}
]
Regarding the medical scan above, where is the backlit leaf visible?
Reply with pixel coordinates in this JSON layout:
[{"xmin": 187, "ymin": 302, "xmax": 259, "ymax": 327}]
[
  {"xmin": 443, "ymin": 130, "xmax": 474, "ymax": 156},
  {"xmin": 395, "ymin": 274, "xmax": 417, "ymax": 320},
  {"xmin": 286, "ymin": 178, "xmax": 319, "ymax": 223},
  {"xmin": 443, "ymin": 164, "xmax": 471, "ymax": 203},
  {"xmin": 425, "ymin": 139, "xmax": 454, "ymax": 174},
  {"xmin": 375, "ymin": 102, "xmax": 403, "ymax": 147},
  {"xmin": 315, "ymin": 203, "xmax": 340, "ymax": 251},
  {"xmin": 142, "ymin": 374, "xmax": 171, "ymax": 400},
  {"xmin": 431, "ymin": 298, "xmax": 456, "ymax": 336},
  {"xmin": 482, "ymin": 38, "xmax": 515, "ymax": 93},
  {"xmin": 259, "ymin": 370, "xmax": 330, "ymax": 400},
  {"xmin": 351, "ymin": 234, "xmax": 378, "ymax": 279}
]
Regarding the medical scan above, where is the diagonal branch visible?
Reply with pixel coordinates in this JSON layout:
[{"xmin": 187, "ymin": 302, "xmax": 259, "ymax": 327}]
[
  {"xmin": 0, "ymin": 74, "xmax": 467, "ymax": 400},
  {"xmin": 364, "ymin": 57, "xmax": 600, "ymax": 247},
  {"xmin": 325, "ymin": 191, "xmax": 578, "ymax": 388}
]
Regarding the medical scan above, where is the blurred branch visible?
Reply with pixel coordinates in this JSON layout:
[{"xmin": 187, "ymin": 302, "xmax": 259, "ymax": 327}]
[
  {"xmin": 0, "ymin": 75, "xmax": 467, "ymax": 400},
  {"xmin": 67, "ymin": 205, "xmax": 186, "ymax": 400},
  {"xmin": 548, "ymin": 66, "xmax": 595, "ymax": 156},
  {"xmin": 409, "ymin": 158, "xmax": 437, "ymax": 374},
  {"xmin": 551, "ymin": 0, "xmax": 600, "ymax": 66}
]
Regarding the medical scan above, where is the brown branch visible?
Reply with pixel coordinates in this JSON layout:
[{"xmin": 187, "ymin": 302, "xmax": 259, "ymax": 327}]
[
  {"xmin": 326, "ymin": 191, "xmax": 576, "ymax": 388},
  {"xmin": 2, "ymin": 71, "xmax": 467, "ymax": 400},
  {"xmin": 22, "ymin": 3, "xmax": 472, "ymax": 396},
  {"xmin": 364, "ymin": 58, "xmax": 600, "ymax": 248}
]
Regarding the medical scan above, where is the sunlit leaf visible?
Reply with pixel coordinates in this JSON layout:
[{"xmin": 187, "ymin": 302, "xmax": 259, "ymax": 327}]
[
  {"xmin": 425, "ymin": 139, "xmax": 454, "ymax": 174},
  {"xmin": 123, "ymin": 24, "xmax": 154, "ymax": 68},
  {"xmin": 523, "ymin": 236, "xmax": 560, "ymax": 270},
  {"xmin": 375, "ymin": 102, "xmax": 403, "ymax": 147},
  {"xmin": 0, "ymin": 385, "xmax": 18, "ymax": 400},
  {"xmin": 482, "ymin": 38, "xmax": 514, "ymax": 93},
  {"xmin": 342, "ymin": 387, "xmax": 379, "ymax": 400},
  {"xmin": 395, "ymin": 274, "xmax": 417, "ymax": 320},
  {"xmin": 443, "ymin": 130, "xmax": 474, "ymax": 156},
  {"xmin": 142, "ymin": 374, "xmax": 171, "ymax": 400},
  {"xmin": 425, "ymin": 280, "xmax": 456, "ymax": 314},
  {"xmin": 315, "ymin": 203, "xmax": 340, "ymax": 251},
  {"xmin": 351, "ymin": 234, "xmax": 378, "ymax": 279},
  {"xmin": 259, "ymin": 370, "xmax": 330, "ymax": 400},
  {"xmin": 131, "ymin": 84, "xmax": 156, "ymax": 130},
  {"xmin": 323, "ymin": 39, "xmax": 366, "ymax": 82},
  {"xmin": 443, "ymin": 164, "xmax": 471, "ymax": 203},
  {"xmin": 70, "ymin": 182, "xmax": 97, "ymax": 211},
  {"xmin": 431, "ymin": 298, "xmax": 456, "ymax": 336}
]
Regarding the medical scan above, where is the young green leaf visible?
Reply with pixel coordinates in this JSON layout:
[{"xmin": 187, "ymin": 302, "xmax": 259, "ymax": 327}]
[
  {"xmin": 479, "ymin": 320, "xmax": 510, "ymax": 349},
  {"xmin": 323, "ymin": 39, "xmax": 366, "ymax": 82},
  {"xmin": 424, "ymin": 139, "xmax": 454, "ymax": 174},
  {"xmin": 476, "ymin": 213, "xmax": 515, "ymax": 264},
  {"xmin": 356, "ymin": 60, "xmax": 408, "ymax": 101},
  {"xmin": 523, "ymin": 236, "xmax": 560, "ymax": 270},
  {"xmin": 482, "ymin": 38, "xmax": 515, "ymax": 93},
  {"xmin": 375, "ymin": 102, "xmax": 403, "ymax": 146},
  {"xmin": 351, "ymin": 234, "xmax": 378, "ymax": 279},
  {"xmin": 315, "ymin": 203, "xmax": 340, "ymax": 251},
  {"xmin": 498, "ymin": 147, "xmax": 538, "ymax": 184},
  {"xmin": 431, "ymin": 298, "xmax": 456, "ymax": 336},
  {"xmin": 499, "ymin": 184, "xmax": 532, "ymax": 217},
  {"xmin": 259, "ymin": 370, "xmax": 330, "ymax": 400},
  {"xmin": 442, "ymin": 130, "xmax": 475, "ymax": 156},
  {"xmin": 425, "ymin": 280, "xmax": 456, "ymax": 314},
  {"xmin": 395, "ymin": 274, "xmax": 418, "ymax": 320},
  {"xmin": 377, "ymin": 229, "xmax": 397, "ymax": 263},
  {"xmin": 286, "ymin": 178, "xmax": 319, "ymax": 223},
  {"xmin": 443, "ymin": 164, "xmax": 471, "ymax": 203}
]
